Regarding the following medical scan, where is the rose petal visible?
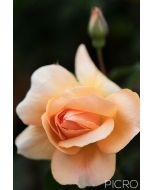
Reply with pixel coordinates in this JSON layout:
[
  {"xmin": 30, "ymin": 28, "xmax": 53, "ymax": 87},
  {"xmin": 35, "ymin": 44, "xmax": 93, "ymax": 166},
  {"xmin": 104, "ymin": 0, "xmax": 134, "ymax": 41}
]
[
  {"xmin": 59, "ymin": 121, "xmax": 90, "ymax": 138},
  {"xmin": 64, "ymin": 86, "xmax": 102, "ymax": 97},
  {"xmin": 64, "ymin": 110, "xmax": 102, "ymax": 127},
  {"xmin": 15, "ymin": 125, "xmax": 54, "ymax": 160},
  {"xmin": 47, "ymin": 94, "xmax": 117, "ymax": 118},
  {"xmin": 65, "ymin": 95, "xmax": 117, "ymax": 117},
  {"xmin": 58, "ymin": 118, "xmax": 114, "ymax": 148},
  {"xmin": 75, "ymin": 44, "xmax": 120, "ymax": 96},
  {"xmin": 16, "ymin": 64, "xmax": 78, "ymax": 126},
  {"xmin": 51, "ymin": 145, "xmax": 116, "ymax": 188},
  {"xmin": 97, "ymin": 89, "xmax": 140, "ymax": 153},
  {"xmin": 41, "ymin": 113, "xmax": 80, "ymax": 155}
]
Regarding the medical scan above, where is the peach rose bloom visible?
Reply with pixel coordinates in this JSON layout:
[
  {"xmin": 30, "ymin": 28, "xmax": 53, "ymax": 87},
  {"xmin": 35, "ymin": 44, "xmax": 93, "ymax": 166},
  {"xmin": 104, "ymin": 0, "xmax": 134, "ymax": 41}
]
[{"xmin": 16, "ymin": 44, "xmax": 140, "ymax": 188}]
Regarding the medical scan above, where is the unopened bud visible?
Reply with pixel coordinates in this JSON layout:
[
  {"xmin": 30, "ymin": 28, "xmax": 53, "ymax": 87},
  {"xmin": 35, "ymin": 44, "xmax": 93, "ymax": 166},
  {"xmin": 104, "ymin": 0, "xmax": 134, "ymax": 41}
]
[{"xmin": 88, "ymin": 7, "xmax": 108, "ymax": 48}]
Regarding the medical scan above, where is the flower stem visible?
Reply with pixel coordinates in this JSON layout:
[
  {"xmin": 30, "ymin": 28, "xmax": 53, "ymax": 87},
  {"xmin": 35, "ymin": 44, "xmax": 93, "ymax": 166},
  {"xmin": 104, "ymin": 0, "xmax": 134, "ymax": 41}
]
[{"xmin": 96, "ymin": 48, "xmax": 106, "ymax": 74}]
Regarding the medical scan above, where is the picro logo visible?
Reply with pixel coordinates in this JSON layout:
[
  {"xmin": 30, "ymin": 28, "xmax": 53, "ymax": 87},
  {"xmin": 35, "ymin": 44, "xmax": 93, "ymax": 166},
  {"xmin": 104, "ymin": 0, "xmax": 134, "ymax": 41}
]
[{"xmin": 105, "ymin": 180, "xmax": 139, "ymax": 189}]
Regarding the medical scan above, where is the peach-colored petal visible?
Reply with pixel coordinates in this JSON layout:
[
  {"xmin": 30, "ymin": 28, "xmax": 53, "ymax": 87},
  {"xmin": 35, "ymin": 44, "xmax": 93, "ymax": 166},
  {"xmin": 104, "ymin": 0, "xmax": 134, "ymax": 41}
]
[
  {"xmin": 67, "ymin": 119, "xmax": 98, "ymax": 130},
  {"xmin": 41, "ymin": 113, "xmax": 80, "ymax": 155},
  {"xmin": 46, "ymin": 86, "xmax": 103, "ymax": 117},
  {"xmin": 15, "ymin": 125, "xmax": 54, "ymax": 160},
  {"xmin": 64, "ymin": 110, "xmax": 102, "ymax": 127},
  {"xmin": 16, "ymin": 64, "xmax": 78, "ymax": 126},
  {"xmin": 97, "ymin": 89, "xmax": 140, "ymax": 153},
  {"xmin": 59, "ymin": 119, "xmax": 114, "ymax": 148},
  {"xmin": 65, "ymin": 95, "xmax": 117, "ymax": 117},
  {"xmin": 58, "ymin": 122, "xmax": 90, "ymax": 138},
  {"xmin": 51, "ymin": 145, "xmax": 116, "ymax": 188},
  {"xmin": 63, "ymin": 86, "xmax": 102, "ymax": 97},
  {"xmin": 75, "ymin": 44, "xmax": 120, "ymax": 96},
  {"xmin": 55, "ymin": 109, "xmax": 101, "ymax": 131},
  {"xmin": 47, "ymin": 94, "xmax": 117, "ymax": 118}
]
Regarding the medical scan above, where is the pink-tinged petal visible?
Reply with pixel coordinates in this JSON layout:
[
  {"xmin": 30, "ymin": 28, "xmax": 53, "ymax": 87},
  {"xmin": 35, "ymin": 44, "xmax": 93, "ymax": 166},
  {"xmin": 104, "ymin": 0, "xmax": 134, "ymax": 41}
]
[
  {"xmin": 41, "ymin": 113, "xmax": 80, "ymax": 155},
  {"xmin": 59, "ymin": 119, "xmax": 114, "ymax": 148},
  {"xmin": 75, "ymin": 44, "xmax": 120, "ymax": 96},
  {"xmin": 15, "ymin": 125, "xmax": 54, "ymax": 160},
  {"xmin": 51, "ymin": 145, "xmax": 116, "ymax": 188},
  {"xmin": 64, "ymin": 110, "xmax": 102, "ymax": 127},
  {"xmin": 97, "ymin": 89, "xmax": 140, "ymax": 153},
  {"xmin": 53, "ymin": 109, "xmax": 103, "ymax": 139},
  {"xmin": 16, "ymin": 64, "xmax": 78, "ymax": 126},
  {"xmin": 58, "ymin": 122, "xmax": 90, "ymax": 138}
]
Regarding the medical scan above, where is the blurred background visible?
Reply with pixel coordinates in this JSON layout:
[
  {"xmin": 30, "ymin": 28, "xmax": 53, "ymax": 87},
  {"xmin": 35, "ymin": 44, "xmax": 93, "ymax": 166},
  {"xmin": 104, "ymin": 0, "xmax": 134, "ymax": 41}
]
[{"xmin": 14, "ymin": 0, "xmax": 140, "ymax": 189}]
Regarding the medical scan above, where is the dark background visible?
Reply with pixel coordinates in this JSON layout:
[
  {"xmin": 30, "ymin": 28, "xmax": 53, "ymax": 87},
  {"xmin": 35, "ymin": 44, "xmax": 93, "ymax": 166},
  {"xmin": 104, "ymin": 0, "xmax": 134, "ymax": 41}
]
[{"xmin": 14, "ymin": 0, "xmax": 140, "ymax": 189}]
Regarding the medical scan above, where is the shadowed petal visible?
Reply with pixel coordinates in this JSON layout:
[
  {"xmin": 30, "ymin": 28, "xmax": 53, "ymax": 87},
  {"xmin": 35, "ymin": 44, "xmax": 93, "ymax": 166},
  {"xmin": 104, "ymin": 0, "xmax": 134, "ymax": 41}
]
[
  {"xmin": 51, "ymin": 145, "xmax": 116, "ymax": 188},
  {"xmin": 59, "ymin": 119, "xmax": 114, "ymax": 148},
  {"xmin": 42, "ymin": 113, "xmax": 80, "ymax": 155},
  {"xmin": 15, "ymin": 125, "xmax": 54, "ymax": 160},
  {"xmin": 97, "ymin": 89, "xmax": 140, "ymax": 153}
]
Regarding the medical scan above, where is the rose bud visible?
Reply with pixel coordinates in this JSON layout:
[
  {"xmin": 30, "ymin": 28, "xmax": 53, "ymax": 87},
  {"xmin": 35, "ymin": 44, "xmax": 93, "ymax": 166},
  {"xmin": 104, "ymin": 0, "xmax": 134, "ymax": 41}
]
[{"xmin": 88, "ymin": 7, "xmax": 108, "ymax": 48}]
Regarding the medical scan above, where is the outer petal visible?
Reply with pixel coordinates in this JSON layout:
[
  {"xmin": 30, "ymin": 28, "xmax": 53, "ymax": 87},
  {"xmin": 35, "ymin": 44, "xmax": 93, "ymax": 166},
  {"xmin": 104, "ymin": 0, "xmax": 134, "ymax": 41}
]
[
  {"xmin": 59, "ymin": 119, "xmax": 114, "ymax": 148},
  {"xmin": 75, "ymin": 44, "xmax": 120, "ymax": 96},
  {"xmin": 97, "ymin": 89, "xmax": 140, "ymax": 153},
  {"xmin": 16, "ymin": 64, "xmax": 78, "ymax": 126},
  {"xmin": 51, "ymin": 145, "xmax": 116, "ymax": 188},
  {"xmin": 15, "ymin": 125, "xmax": 54, "ymax": 160}
]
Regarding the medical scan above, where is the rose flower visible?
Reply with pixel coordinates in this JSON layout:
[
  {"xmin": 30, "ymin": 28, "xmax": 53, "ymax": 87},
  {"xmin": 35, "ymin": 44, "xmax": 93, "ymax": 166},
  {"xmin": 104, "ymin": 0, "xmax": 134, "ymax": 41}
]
[{"xmin": 16, "ymin": 44, "xmax": 140, "ymax": 188}]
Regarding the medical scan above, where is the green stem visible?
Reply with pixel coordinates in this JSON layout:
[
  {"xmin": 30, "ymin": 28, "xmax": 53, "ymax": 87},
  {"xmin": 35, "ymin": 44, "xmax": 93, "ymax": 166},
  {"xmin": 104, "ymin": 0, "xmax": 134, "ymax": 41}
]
[{"xmin": 96, "ymin": 48, "xmax": 106, "ymax": 74}]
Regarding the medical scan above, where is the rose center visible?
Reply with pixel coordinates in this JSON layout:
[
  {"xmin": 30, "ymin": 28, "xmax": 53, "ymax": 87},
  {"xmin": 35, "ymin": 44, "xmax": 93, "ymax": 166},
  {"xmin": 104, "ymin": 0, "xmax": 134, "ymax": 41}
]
[{"xmin": 50, "ymin": 109, "xmax": 103, "ymax": 140}]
